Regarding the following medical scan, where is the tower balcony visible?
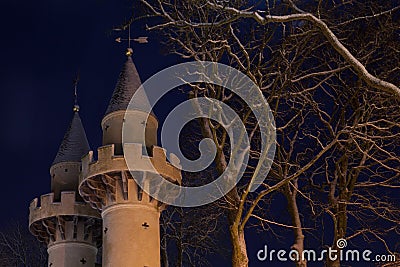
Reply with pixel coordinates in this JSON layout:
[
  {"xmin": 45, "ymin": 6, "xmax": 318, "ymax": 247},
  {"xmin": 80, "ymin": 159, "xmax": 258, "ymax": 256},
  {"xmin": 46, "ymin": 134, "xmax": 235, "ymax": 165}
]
[
  {"xmin": 29, "ymin": 191, "xmax": 101, "ymax": 246},
  {"xmin": 78, "ymin": 143, "xmax": 182, "ymax": 211}
]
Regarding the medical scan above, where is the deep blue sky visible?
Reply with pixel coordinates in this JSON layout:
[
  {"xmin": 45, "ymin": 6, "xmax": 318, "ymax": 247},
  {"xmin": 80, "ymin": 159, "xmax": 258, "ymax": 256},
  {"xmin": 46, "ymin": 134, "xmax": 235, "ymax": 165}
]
[
  {"xmin": 0, "ymin": 3, "xmax": 301, "ymax": 265},
  {"xmin": 0, "ymin": 0, "xmax": 180, "ymax": 224},
  {"xmin": 0, "ymin": 2, "xmax": 292, "ymax": 265},
  {"xmin": 0, "ymin": 2, "xmax": 395, "ymax": 266}
]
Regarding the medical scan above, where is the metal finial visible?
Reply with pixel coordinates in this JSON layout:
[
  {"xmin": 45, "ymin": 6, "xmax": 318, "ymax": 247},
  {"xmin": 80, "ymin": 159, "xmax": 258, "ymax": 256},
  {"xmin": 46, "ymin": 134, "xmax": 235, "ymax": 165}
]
[
  {"xmin": 113, "ymin": 23, "xmax": 148, "ymax": 57},
  {"xmin": 73, "ymin": 73, "xmax": 80, "ymax": 112},
  {"xmin": 125, "ymin": 48, "xmax": 134, "ymax": 57}
]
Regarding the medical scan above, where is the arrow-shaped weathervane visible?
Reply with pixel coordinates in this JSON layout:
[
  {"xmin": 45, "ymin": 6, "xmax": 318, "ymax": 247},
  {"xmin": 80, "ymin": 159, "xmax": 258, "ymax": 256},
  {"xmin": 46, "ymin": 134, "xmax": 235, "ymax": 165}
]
[{"xmin": 113, "ymin": 24, "xmax": 148, "ymax": 56}]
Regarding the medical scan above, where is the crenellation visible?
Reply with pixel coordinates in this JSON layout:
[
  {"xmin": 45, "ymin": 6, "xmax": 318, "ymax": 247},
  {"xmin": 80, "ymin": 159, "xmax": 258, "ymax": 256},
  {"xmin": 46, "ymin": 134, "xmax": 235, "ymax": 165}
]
[
  {"xmin": 31, "ymin": 53, "xmax": 184, "ymax": 267},
  {"xmin": 29, "ymin": 191, "xmax": 100, "ymax": 226},
  {"xmin": 40, "ymin": 193, "xmax": 58, "ymax": 212},
  {"xmin": 79, "ymin": 141, "xmax": 182, "ymax": 221},
  {"xmin": 98, "ymin": 144, "xmax": 116, "ymax": 161},
  {"xmin": 81, "ymin": 143, "xmax": 181, "ymax": 184},
  {"xmin": 30, "ymin": 197, "xmax": 38, "ymax": 209},
  {"xmin": 29, "ymin": 104, "xmax": 101, "ymax": 266},
  {"xmin": 61, "ymin": 191, "xmax": 76, "ymax": 206},
  {"xmin": 81, "ymin": 150, "xmax": 94, "ymax": 178},
  {"xmin": 169, "ymin": 152, "xmax": 182, "ymax": 168}
]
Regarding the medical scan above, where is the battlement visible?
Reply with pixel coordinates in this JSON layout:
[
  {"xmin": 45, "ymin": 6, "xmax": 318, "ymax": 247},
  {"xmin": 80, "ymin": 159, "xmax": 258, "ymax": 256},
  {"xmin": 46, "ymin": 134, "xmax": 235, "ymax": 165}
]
[
  {"xmin": 81, "ymin": 143, "xmax": 181, "ymax": 185},
  {"xmin": 29, "ymin": 191, "xmax": 100, "ymax": 226}
]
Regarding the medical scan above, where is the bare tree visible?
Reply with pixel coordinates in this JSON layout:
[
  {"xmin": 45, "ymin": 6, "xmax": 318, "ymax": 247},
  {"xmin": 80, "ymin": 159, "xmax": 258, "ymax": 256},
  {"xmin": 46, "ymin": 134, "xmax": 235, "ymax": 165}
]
[
  {"xmin": 159, "ymin": 121, "xmax": 230, "ymax": 267},
  {"xmin": 161, "ymin": 205, "xmax": 228, "ymax": 267},
  {"xmin": 0, "ymin": 220, "xmax": 47, "ymax": 267},
  {"xmin": 302, "ymin": 78, "xmax": 400, "ymax": 267},
  {"xmin": 140, "ymin": 0, "xmax": 400, "ymax": 98},
  {"xmin": 126, "ymin": 0, "xmax": 400, "ymax": 266}
]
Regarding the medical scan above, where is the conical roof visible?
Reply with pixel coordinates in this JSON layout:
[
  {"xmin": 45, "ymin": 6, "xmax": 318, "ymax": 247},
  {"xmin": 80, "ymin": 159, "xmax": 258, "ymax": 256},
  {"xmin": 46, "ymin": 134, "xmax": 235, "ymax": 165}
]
[
  {"xmin": 52, "ymin": 111, "xmax": 90, "ymax": 165},
  {"xmin": 105, "ymin": 56, "xmax": 151, "ymax": 116}
]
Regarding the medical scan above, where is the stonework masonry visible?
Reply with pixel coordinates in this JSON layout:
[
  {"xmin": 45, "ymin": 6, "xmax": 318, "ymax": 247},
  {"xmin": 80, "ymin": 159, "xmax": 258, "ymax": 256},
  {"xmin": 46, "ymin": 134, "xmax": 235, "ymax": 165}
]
[
  {"xmin": 79, "ymin": 143, "xmax": 181, "ymax": 267},
  {"xmin": 29, "ymin": 184, "xmax": 102, "ymax": 266},
  {"xmin": 30, "ymin": 52, "xmax": 181, "ymax": 267},
  {"xmin": 29, "ymin": 110, "xmax": 102, "ymax": 267}
]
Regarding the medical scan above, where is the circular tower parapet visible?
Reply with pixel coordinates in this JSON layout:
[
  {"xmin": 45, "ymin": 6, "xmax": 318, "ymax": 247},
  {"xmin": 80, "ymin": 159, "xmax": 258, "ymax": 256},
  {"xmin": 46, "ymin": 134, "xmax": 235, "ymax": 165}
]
[
  {"xmin": 79, "ymin": 53, "xmax": 181, "ymax": 267},
  {"xmin": 79, "ymin": 143, "xmax": 181, "ymax": 267},
  {"xmin": 29, "ymin": 108, "xmax": 102, "ymax": 267},
  {"xmin": 29, "ymin": 191, "xmax": 102, "ymax": 266}
]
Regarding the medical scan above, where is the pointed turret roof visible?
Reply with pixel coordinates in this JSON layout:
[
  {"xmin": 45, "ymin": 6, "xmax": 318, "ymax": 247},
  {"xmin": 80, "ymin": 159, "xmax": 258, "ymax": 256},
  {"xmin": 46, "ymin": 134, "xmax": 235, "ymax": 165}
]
[
  {"xmin": 52, "ymin": 110, "xmax": 90, "ymax": 165},
  {"xmin": 105, "ymin": 56, "xmax": 145, "ymax": 116}
]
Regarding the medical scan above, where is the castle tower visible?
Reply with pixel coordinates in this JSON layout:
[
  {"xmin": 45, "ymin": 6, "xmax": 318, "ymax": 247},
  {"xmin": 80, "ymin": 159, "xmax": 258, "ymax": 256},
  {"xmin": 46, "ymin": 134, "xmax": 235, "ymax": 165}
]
[
  {"xmin": 29, "ymin": 104, "xmax": 102, "ymax": 267},
  {"xmin": 79, "ymin": 50, "xmax": 181, "ymax": 267}
]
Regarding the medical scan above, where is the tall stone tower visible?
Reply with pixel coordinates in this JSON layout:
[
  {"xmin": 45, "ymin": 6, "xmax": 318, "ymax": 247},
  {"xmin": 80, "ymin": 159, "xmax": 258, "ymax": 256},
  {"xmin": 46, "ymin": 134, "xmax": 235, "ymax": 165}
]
[
  {"xmin": 79, "ymin": 50, "xmax": 181, "ymax": 267},
  {"xmin": 29, "ymin": 104, "xmax": 102, "ymax": 267}
]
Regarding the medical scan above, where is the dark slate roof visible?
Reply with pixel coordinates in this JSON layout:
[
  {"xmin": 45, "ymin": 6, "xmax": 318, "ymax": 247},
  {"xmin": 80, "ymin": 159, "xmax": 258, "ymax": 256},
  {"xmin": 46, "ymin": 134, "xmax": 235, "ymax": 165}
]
[
  {"xmin": 105, "ymin": 56, "xmax": 152, "ymax": 116},
  {"xmin": 52, "ymin": 111, "xmax": 90, "ymax": 165}
]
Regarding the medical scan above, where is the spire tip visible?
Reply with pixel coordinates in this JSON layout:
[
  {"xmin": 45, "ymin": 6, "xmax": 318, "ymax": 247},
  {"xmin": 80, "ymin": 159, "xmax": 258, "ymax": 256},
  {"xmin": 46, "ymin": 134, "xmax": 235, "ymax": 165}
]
[
  {"xmin": 73, "ymin": 73, "xmax": 80, "ymax": 112},
  {"xmin": 126, "ymin": 48, "xmax": 133, "ymax": 57}
]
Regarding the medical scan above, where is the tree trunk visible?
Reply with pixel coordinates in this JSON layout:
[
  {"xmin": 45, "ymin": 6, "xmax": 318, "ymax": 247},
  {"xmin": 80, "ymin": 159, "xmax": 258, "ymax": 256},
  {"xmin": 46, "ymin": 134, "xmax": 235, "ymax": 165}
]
[
  {"xmin": 285, "ymin": 182, "xmax": 307, "ymax": 267},
  {"xmin": 161, "ymin": 238, "xmax": 169, "ymax": 267},
  {"xmin": 197, "ymin": 114, "xmax": 250, "ymax": 267},
  {"xmin": 229, "ymin": 226, "xmax": 249, "ymax": 267},
  {"xmin": 326, "ymin": 242, "xmax": 341, "ymax": 267},
  {"xmin": 160, "ymin": 219, "xmax": 169, "ymax": 267},
  {"xmin": 327, "ymin": 155, "xmax": 349, "ymax": 267}
]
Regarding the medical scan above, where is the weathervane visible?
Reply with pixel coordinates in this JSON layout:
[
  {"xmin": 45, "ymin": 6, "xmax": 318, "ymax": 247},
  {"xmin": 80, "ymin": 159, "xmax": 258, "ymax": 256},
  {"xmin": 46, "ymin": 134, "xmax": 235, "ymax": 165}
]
[
  {"xmin": 72, "ymin": 73, "xmax": 80, "ymax": 112},
  {"xmin": 114, "ymin": 24, "xmax": 148, "ymax": 57}
]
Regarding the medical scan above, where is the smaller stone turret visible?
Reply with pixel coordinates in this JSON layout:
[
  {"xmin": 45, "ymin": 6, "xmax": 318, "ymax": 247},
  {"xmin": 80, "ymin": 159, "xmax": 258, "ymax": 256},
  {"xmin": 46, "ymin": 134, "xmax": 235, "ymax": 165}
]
[
  {"xmin": 29, "ymin": 104, "xmax": 102, "ymax": 267},
  {"xmin": 51, "ymin": 111, "xmax": 90, "ymax": 200}
]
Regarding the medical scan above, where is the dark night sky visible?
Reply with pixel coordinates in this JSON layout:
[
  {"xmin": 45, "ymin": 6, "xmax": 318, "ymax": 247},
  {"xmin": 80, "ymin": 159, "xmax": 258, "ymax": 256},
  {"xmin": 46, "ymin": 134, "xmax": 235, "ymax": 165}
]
[
  {"xmin": 0, "ymin": 3, "xmax": 292, "ymax": 266},
  {"xmin": 0, "ymin": 2, "xmax": 396, "ymax": 266},
  {"xmin": 0, "ymin": 0, "xmax": 181, "ymax": 225}
]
